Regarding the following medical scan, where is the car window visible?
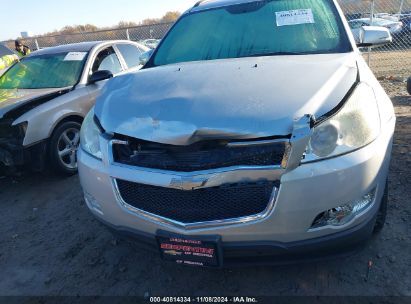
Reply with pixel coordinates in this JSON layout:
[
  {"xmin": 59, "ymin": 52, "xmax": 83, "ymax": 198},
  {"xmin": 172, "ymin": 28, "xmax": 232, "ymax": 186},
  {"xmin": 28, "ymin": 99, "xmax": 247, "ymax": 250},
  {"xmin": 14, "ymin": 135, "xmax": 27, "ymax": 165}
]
[
  {"xmin": 0, "ymin": 52, "xmax": 87, "ymax": 89},
  {"xmin": 92, "ymin": 47, "xmax": 122, "ymax": 74},
  {"xmin": 116, "ymin": 44, "xmax": 143, "ymax": 69},
  {"xmin": 151, "ymin": 0, "xmax": 351, "ymax": 67}
]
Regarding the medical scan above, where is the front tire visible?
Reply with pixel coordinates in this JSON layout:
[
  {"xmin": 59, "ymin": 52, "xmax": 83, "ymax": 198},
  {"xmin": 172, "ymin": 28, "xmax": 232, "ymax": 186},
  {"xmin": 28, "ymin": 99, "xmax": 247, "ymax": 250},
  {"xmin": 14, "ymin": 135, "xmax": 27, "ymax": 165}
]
[{"xmin": 49, "ymin": 121, "xmax": 81, "ymax": 176}]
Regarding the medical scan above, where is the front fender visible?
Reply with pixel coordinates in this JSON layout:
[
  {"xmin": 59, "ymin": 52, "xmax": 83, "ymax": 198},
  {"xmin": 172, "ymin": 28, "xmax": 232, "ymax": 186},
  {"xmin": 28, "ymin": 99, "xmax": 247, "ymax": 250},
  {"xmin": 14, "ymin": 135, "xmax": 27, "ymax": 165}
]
[{"xmin": 12, "ymin": 87, "xmax": 93, "ymax": 146}]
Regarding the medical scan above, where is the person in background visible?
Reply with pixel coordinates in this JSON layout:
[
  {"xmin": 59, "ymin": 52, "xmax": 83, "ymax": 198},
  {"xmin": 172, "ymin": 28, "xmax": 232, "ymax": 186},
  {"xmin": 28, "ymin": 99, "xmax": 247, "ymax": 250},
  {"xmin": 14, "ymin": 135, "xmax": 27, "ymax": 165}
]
[
  {"xmin": 15, "ymin": 40, "xmax": 31, "ymax": 57},
  {"xmin": 407, "ymin": 76, "xmax": 411, "ymax": 95}
]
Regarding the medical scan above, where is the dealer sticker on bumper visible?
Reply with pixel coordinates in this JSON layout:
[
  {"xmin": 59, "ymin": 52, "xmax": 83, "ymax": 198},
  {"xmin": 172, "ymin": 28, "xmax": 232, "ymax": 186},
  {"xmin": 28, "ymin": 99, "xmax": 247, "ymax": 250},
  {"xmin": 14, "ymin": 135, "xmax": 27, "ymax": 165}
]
[{"xmin": 157, "ymin": 232, "xmax": 222, "ymax": 267}]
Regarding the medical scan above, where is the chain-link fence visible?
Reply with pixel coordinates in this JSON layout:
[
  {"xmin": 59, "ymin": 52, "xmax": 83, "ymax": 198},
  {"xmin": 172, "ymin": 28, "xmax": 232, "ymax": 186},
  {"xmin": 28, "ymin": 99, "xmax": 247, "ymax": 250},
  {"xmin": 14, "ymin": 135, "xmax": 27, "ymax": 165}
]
[
  {"xmin": 1, "ymin": 22, "xmax": 173, "ymax": 52},
  {"xmin": 1, "ymin": 1, "xmax": 410, "ymax": 78},
  {"xmin": 340, "ymin": 0, "xmax": 411, "ymax": 78}
]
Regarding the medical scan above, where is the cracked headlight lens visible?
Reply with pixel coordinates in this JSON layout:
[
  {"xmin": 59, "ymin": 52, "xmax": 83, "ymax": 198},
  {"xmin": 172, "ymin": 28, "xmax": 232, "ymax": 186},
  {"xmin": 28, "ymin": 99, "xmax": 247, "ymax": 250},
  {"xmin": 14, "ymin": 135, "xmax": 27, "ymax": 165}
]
[
  {"xmin": 304, "ymin": 82, "xmax": 381, "ymax": 162},
  {"xmin": 80, "ymin": 108, "xmax": 102, "ymax": 160}
]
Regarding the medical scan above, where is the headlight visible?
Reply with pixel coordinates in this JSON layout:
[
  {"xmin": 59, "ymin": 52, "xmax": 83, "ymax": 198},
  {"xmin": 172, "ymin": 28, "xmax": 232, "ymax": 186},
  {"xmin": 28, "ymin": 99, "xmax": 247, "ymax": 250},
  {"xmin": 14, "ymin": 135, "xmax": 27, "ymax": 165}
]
[
  {"xmin": 80, "ymin": 109, "xmax": 102, "ymax": 160},
  {"xmin": 304, "ymin": 83, "xmax": 381, "ymax": 162}
]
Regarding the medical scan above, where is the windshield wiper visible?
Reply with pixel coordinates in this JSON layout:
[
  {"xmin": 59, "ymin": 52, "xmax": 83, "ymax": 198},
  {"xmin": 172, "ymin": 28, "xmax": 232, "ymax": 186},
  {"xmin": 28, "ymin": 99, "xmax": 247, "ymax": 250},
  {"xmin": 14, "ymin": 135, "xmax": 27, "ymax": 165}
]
[{"xmin": 246, "ymin": 51, "xmax": 310, "ymax": 57}]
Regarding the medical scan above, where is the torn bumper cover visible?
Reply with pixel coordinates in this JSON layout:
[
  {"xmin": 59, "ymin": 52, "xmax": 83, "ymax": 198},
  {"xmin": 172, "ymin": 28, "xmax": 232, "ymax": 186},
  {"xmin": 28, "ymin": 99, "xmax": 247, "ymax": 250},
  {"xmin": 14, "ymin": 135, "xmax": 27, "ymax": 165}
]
[{"xmin": 0, "ymin": 119, "xmax": 27, "ymax": 169}]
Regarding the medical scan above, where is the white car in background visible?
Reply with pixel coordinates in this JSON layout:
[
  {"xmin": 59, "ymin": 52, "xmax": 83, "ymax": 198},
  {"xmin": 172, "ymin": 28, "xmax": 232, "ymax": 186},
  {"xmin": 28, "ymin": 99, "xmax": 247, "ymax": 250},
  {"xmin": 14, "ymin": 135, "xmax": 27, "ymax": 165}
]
[
  {"xmin": 374, "ymin": 13, "xmax": 400, "ymax": 22},
  {"xmin": 349, "ymin": 18, "xmax": 403, "ymax": 40},
  {"xmin": 0, "ymin": 40, "xmax": 148, "ymax": 175}
]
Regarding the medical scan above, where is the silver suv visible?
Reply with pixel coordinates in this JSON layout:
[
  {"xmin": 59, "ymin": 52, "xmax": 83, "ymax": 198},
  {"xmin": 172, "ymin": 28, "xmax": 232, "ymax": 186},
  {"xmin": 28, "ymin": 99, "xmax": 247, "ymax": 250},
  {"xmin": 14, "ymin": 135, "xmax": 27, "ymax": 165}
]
[
  {"xmin": 78, "ymin": 0, "xmax": 396, "ymax": 267},
  {"xmin": 0, "ymin": 41, "xmax": 148, "ymax": 175}
]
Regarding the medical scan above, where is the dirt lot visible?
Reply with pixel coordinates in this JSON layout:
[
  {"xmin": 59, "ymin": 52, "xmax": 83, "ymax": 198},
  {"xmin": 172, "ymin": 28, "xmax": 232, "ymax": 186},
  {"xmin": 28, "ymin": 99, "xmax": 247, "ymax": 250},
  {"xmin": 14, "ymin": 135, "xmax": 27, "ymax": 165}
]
[
  {"xmin": 0, "ymin": 81, "xmax": 410, "ymax": 297},
  {"xmin": 370, "ymin": 51, "xmax": 411, "ymax": 79}
]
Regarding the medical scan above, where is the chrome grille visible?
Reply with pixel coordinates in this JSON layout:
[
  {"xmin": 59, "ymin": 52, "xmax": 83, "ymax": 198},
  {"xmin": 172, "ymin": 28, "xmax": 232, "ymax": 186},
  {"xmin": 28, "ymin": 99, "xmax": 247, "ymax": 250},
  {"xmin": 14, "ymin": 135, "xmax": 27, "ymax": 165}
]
[{"xmin": 115, "ymin": 179, "xmax": 278, "ymax": 224}]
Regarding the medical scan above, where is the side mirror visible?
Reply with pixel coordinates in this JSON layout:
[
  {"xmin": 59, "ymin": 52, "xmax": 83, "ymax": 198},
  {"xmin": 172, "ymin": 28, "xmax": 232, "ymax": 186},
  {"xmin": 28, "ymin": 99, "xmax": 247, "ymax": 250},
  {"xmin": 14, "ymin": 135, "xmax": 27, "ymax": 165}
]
[
  {"xmin": 88, "ymin": 70, "xmax": 113, "ymax": 84},
  {"xmin": 407, "ymin": 76, "xmax": 411, "ymax": 95},
  {"xmin": 357, "ymin": 26, "xmax": 392, "ymax": 47},
  {"xmin": 139, "ymin": 49, "xmax": 154, "ymax": 66}
]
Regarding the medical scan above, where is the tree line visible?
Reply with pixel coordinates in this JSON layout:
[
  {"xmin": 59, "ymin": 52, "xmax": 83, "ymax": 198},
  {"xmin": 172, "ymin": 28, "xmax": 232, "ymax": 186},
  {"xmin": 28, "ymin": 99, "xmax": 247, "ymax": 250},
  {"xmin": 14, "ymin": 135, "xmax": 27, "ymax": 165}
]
[{"xmin": 41, "ymin": 11, "xmax": 181, "ymax": 36}]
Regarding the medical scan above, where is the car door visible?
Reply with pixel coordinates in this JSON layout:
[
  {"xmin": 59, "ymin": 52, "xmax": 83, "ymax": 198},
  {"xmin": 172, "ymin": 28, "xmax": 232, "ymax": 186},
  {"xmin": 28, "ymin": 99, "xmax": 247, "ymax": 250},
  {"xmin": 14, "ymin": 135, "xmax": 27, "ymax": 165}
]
[
  {"xmin": 115, "ymin": 43, "xmax": 145, "ymax": 73},
  {"xmin": 86, "ymin": 45, "xmax": 124, "ymax": 104}
]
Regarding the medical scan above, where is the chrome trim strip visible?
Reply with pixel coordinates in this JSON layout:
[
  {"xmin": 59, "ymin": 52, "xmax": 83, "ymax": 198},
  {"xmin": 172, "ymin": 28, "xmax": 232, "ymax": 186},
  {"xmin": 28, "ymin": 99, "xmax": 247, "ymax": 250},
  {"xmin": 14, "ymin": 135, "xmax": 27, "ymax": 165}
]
[
  {"xmin": 227, "ymin": 139, "xmax": 288, "ymax": 147},
  {"xmin": 112, "ymin": 178, "xmax": 279, "ymax": 230},
  {"xmin": 110, "ymin": 161, "xmax": 284, "ymax": 177},
  {"xmin": 108, "ymin": 162, "xmax": 284, "ymax": 191}
]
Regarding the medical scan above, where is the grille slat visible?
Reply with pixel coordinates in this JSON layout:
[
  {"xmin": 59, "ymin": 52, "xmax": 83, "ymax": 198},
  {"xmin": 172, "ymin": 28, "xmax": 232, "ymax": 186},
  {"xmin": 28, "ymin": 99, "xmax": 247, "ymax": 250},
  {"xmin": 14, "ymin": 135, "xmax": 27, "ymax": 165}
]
[
  {"xmin": 113, "ymin": 138, "xmax": 286, "ymax": 172},
  {"xmin": 116, "ymin": 180, "xmax": 277, "ymax": 224}
]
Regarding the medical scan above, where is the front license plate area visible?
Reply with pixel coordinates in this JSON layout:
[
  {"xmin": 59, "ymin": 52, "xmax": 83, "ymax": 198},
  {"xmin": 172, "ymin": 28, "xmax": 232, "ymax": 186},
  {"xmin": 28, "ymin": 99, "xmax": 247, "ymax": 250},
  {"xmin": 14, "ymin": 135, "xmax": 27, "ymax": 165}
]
[{"xmin": 157, "ymin": 231, "xmax": 222, "ymax": 268}]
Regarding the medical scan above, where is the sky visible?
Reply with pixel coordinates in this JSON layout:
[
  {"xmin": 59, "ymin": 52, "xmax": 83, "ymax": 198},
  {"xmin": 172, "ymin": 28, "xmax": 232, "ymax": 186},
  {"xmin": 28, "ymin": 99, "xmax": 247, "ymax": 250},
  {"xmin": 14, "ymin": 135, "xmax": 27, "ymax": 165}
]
[{"xmin": 0, "ymin": 0, "xmax": 197, "ymax": 41}]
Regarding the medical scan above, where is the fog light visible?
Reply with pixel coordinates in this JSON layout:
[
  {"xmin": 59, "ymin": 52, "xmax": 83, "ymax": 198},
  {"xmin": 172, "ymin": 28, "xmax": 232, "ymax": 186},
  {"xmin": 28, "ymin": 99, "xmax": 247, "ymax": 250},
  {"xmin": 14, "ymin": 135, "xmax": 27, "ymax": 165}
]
[
  {"xmin": 84, "ymin": 192, "xmax": 103, "ymax": 215},
  {"xmin": 311, "ymin": 189, "xmax": 376, "ymax": 229}
]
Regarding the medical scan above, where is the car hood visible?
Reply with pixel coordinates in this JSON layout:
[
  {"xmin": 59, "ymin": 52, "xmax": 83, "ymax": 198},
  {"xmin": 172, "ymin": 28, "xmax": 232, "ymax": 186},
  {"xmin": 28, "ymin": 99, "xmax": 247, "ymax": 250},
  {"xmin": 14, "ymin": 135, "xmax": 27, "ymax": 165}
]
[
  {"xmin": 95, "ymin": 53, "xmax": 358, "ymax": 145},
  {"xmin": 0, "ymin": 87, "xmax": 70, "ymax": 119}
]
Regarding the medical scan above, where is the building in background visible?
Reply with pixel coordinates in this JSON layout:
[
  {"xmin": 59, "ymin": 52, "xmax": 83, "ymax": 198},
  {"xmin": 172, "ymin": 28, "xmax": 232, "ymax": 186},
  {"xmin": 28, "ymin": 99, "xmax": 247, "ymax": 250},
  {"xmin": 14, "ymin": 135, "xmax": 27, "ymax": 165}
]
[{"xmin": 20, "ymin": 31, "xmax": 33, "ymax": 38}]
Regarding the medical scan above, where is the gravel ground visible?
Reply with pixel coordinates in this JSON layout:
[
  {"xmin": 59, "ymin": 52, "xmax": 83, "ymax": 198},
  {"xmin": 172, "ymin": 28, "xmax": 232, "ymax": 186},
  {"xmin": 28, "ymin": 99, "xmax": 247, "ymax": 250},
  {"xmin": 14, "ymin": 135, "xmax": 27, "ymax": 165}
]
[
  {"xmin": 368, "ymin": 51, "xmax": 411, "ymax": 79},
  {"xmin": 0, "ymin": 80, "xmax": 410, "ymax": 297}
]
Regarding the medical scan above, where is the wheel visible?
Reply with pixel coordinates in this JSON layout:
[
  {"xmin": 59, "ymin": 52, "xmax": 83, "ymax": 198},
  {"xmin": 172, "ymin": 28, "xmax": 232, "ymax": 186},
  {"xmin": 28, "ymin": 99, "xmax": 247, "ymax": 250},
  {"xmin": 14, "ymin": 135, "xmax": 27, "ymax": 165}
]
[
  {"xmin": 49, "ymin": 121, "xmax": 81, "ymax": 176},
  {"xmin": 407, "ymin": 76, "xmax": 411, "ymax": 95},
  {"xmin": 373, "ymin": 181, "xmax": 388, "ymax": 234}
]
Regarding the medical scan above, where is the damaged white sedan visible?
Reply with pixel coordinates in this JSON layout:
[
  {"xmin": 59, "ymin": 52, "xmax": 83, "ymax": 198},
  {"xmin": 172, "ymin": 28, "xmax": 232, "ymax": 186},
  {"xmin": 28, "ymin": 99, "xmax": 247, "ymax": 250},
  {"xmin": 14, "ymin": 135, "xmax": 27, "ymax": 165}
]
[
  {"xmin": 0, "ymin": 41, "xmax": 148, "ymax": 175},
  {"xmin": 78, "ymin": 0, "xmax": 396, "ymax": 267}
]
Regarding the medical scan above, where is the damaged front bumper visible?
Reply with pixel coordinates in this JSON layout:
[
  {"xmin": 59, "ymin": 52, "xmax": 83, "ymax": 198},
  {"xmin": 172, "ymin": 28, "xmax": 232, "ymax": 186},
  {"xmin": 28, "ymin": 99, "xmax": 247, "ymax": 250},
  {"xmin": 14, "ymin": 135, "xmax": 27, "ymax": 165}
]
[
  {"xmin": 0, "ymin": 119, "xmax": 27, "ymax": 169},
  {"xmin": 0, "ymin": 143, "xmax": 24, "ymax": 168},
  {"xmin": 92, "ymin": 208, "xmax": 378, "ymax": 266},
  {"xmin": 0, "ymin": 120, "xmax": 46, "ymax": 173},
  {"xmin": 78, "ymin": 115, "xmax": 395, "ymax": 263}
]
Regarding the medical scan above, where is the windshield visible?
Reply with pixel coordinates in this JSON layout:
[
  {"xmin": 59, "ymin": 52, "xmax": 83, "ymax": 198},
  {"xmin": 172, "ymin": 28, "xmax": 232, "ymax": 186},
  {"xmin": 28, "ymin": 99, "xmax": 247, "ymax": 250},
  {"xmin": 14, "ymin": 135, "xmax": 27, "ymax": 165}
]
[
  {"xmin": 151, "ymin": 0, "xmax": 351, "ymax": 67},
  {"xmin": 0, "ymin": 52, "xmax": 87, "ymax": 89}
]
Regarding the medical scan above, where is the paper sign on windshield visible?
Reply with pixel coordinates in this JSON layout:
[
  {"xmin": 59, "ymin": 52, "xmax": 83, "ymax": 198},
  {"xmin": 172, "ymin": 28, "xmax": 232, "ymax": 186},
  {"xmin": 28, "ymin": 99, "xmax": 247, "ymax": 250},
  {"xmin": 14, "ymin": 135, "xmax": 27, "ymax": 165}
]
[
  {"xmin": 64, "ymin": 52, "xmax": 87, "ymax": 61},
  {"xmin": 276, "ymin": 9, "xmax": 315, "ymax": 27}
]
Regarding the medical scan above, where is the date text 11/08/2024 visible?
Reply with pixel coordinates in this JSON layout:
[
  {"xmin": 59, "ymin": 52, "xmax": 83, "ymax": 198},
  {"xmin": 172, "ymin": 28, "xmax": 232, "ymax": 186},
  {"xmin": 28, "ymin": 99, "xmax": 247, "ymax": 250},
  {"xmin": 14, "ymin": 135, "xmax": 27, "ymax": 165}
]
[{"xmin": 149, "ymin": 297, "xmax": 259, "ymax": 303}]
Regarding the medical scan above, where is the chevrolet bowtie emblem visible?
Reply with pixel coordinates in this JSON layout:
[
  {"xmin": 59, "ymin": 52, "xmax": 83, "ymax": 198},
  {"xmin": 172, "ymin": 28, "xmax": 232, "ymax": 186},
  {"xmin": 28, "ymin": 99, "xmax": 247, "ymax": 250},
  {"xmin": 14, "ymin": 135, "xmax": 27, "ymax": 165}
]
[{"xmin": 169, "ymin": 176, "xmax": 209, "ymax": 191}]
